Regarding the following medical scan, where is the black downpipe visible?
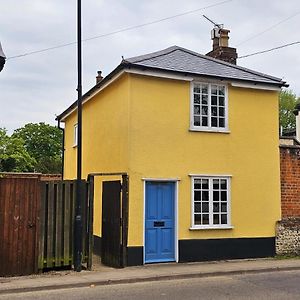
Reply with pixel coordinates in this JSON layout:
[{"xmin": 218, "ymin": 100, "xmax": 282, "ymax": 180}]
[
  {"xmin": 57, "ymin": 120, "xmax": 65, "ymax": 179},
  {"xmin": 74, "ymin": 0, "xmax": 83, "ymax": 272}
]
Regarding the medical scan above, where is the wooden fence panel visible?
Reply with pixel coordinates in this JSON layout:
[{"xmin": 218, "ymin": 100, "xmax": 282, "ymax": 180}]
[
  {"xmin": 0, "ymin": 177, "xmax": 40, "ymax": 276},
  {"xmin": 0, "ymin": 175, "xmax": 92, "ymax": 276},
  {"xmin": 38, "ymin": 180, "xmax": 89, "ymax": 270}
]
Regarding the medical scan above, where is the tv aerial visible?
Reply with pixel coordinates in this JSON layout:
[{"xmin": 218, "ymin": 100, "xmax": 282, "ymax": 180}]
[{"xmin": 203, "ymin": 15, "xmax": 223, "ymax": 29}]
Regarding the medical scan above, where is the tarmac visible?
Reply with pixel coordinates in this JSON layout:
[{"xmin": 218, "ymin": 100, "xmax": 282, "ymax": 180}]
[{"xmin": 1, "ymin": 258, "xmax": 300, "ymax": 295}]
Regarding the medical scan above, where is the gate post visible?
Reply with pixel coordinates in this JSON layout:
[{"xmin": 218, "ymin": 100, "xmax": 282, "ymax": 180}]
[
  {"xmin": 121, "ymin": 175, "xmax": 129, "ymax": 267},
  {"xmin": 87, "ymin": 175, "xmax": 94, "ymax": 270}
]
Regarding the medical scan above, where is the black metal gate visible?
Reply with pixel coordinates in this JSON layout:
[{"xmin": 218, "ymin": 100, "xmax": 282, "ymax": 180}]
[{"xmin": 101, "ymin": 180, "xmax": 122, "ymax": 268}]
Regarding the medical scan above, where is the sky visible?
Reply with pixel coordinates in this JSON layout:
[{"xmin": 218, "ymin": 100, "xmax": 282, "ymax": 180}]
[{"xmin": 0, "ymin": 0, "xmax": 299, "ymax": 132}]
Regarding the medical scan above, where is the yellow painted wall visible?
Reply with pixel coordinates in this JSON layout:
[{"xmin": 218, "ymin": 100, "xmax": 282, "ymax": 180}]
[
  {"xmin": 63, "ymin": 72, "xmax": 281, "ymax": 247},
  {"xmin": 127, "ymin": 74, "xmax": 281, "ymax": 246},
  {"xmin": 63, "ymin": 74, "xmax": 130, "ymax": 236}
]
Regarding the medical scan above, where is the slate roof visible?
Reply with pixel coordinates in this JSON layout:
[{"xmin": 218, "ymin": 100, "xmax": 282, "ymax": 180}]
[
  {"xmin": 123, "ymin": 46, "xmax": 287, "ymax": 87},
  {"xmin": 57, "ymin": 45, "xmax": 287, "ymax": 120}
]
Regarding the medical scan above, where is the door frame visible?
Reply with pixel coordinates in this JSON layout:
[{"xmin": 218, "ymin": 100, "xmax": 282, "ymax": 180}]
[{"xmin": 142, "ymin": 178, "xmax": 179, "ymax": 264}]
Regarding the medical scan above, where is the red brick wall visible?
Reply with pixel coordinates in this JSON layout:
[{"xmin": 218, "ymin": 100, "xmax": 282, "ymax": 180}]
[{"xmin": 280, "ymin": 146, "xmax": 300, "ymax": 217}]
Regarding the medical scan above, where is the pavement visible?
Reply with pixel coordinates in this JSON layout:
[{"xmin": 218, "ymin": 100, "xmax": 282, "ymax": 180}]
[{"xmin": 1, "ymin": 258, "xmax": 300, "ymax": 295}]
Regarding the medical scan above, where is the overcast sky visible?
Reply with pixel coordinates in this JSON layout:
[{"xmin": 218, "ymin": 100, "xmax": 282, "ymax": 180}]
[{"xmin": 1, "ymin": 0, "xmax": 299, "ymax": 132}]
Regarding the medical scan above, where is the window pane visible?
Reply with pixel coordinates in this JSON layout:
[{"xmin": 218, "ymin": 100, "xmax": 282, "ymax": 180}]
[
  {"xmin": 201, "ymin": 95, "xmax": 208, "ymax": 104},
  {"xmin": 202, "ymin": 191, "xmax": 209, "ymax": 201},
  {"xmin": 213, "ymin": 191, "xmax": 219, "ymax": 201},
  {"xmin": 211, "ymin": 96, "xmax": 217, "ymax": 105},
  {"xmin": 221, "ymin": 203, "xmax": 227, "ymax": 212},
  {"xmin": 202, "ymin": 214, "xmax": 209, "ymax": 224},
  {"xmin": 202, "ymin": 202, "xmax": 209, "ymax": 213},
  {"xmin": 194, "ymin": 182, "xmax": 201, "ymax": 189},
  {"xmin": 213, "ymin": 203, "xmax": 219, "ymax": 212},
  {"xmin": 219, "ymin": 107, "xmax": 225, "ymax": 117},
  {"xmin": 213, "ymin": 179, "xmax": 219, "ymax": 189},
  {"xmin": 219, "ymin": 118, "xmax": 225, "ymax": 128},
  {"xmin": 194, "ymin": 116, "xmax": 200, "ymax": 126},
  {"xmin": 194, "ymin": 105, "xmax": 200, "ymax": 114},
  {"xmin": 219, "ymin": 86, "xmax": 225, "ymax": 96},
  {"xmin": 211, "ymin": 117, "xmax": 217, "ymax": 127},
  {"xmin": 194, "ymin": 85, "xmax": 200, "ymax": 93},
  {"xmin": 211, "ymin": 85, "xmax": 218, "ymax": 95},
  {"xmin": 194, "ymin": 191, "xmax": 201, "ymax": 201},
  {"xmin": 201, "ymin": 106, "xmax": 208, "ymax": 116},
  {"xmin": 202, "ymin": 117, "xmax": 208, "ymax": 126},
  {"xmin": 202, "ymin": 179, "xmax": 209, "ymax": 189},
  {"xmin": 211, "ymin": 106, "xmax": 218, "ymax": 116},
  {"xmin": 201, "ymin": 85, "xmax": 208, "ymax": 94},
  {"xmin": 221, "ymin": 191, "xmax": 227, "ymax": 201},
  {"xmin": 221, "ymin": 180, "xmax": 227, "ymax": 189},
  {"xmin": 194, "ymin": 94, "xmax": 200, "ymax": 104},
  {"xmin": 194, "ymin": 203, "xmax": 201, "ymax": 213},
  {"xmin": 219, "ymin": 97, "xmax": 225, "ymax": 106},
  {"xmin": 221, "ymin": 214, "xmax": 227, "ymax": 224},
  {"xmin": 213, "ymin": 214, "xmax": 220, "ymax": 224},
  {"xmin": 194, "ymin": 214, "xmax": 201, "ymax": 225}
]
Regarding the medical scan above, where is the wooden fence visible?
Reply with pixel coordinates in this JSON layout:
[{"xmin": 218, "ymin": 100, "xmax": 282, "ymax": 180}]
[
  {"xmin": 38, "ymin": 180, "xmax": 92, "ymax": 270},
  {"xmin": 0, "ymin": 175, "xmax": 40, "ymax": 276},
  {"xmin": 0, "ymin": 174, "xmax": 93, "ymax": 276}
]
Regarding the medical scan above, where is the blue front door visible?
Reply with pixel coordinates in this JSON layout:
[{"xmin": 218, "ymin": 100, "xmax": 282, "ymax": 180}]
[{"xmin": 145, "ymin": 182, "xmax": 175, "ymax": 263}]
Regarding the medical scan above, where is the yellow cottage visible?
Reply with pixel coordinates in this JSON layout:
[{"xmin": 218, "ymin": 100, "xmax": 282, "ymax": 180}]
[{"xmin": 57, "ymin": 28, "xmax": 287, "ymax": 266}]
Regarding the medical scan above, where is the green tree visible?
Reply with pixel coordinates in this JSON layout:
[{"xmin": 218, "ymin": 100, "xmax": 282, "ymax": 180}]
[
  {"xmin": 0, "ymin": 128, "xmax": 36, "ymax": 172},
  {"xmin": 12, "ymin": 123, "xmax": 63, "ymax": 174},
  {"xmin": 279, "ymin": 90, "xmax": 300, "ymax": 131}
]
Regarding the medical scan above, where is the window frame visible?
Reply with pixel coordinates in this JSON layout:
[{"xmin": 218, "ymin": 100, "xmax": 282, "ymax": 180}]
[
  {"xmin": 190, "ymin": 82, "xmax": 229, "ymax": 132},
  {"xmin": 73, "ymin": 123, "xmax": 78, "ymax": 147},
  {"xmin": 190, "ymin": 175, "xmax": 232, "ymax": 230}
]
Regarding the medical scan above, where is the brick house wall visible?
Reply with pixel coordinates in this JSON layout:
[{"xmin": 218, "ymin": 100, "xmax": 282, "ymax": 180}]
[
  {"xmin": 280, "ymin": 145, "xmax": 300, "ymax": 218},
  {"xmin": 276, "ymin": 145, "xmax": 300, "ymax": 255}
]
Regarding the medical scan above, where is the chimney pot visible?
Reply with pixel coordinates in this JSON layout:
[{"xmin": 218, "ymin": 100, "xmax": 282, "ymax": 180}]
[
  {"xmin": 96, "ymin": 70, "xmax": 103, "ymax": 84},
  {"xmin": 206, "ymin": 27, "xmax": 237, "ymax": 64}
]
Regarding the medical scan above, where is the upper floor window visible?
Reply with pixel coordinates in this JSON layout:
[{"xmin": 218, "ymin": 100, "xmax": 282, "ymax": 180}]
[{"xmin": 191, "ymin": 83, "xmax": 228, "ymax": 132}]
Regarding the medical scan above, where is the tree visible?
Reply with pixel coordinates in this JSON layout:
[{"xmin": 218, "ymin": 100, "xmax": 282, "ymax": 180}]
[
  {"xmin": 279, "ymin": 90, "xmax": 300, "ymax": 131},
  {"xmin": 0, "ymin": 128, "xmax": 36, "ymax": 172},
  {"xmin": 12, "ymin": 123, "xmax": 63, "ymax": 174}
]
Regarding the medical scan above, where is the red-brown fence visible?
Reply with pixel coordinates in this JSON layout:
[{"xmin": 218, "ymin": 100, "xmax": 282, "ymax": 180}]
[
  {"xmin": 0, "ymin": 173, "xmax": 93, "ymax": 277},
  {"xmin": 0, "ymin": 175, "xmax": 40, "ymax": 276}
]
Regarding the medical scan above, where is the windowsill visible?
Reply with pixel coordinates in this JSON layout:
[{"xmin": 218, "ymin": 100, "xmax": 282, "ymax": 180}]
[
  {"xmin": 189, "ymin": 127, "xmax": 230, "ymax": 133},
  {"xmin": 189, "ymin": 225, "xmax": 233, "ymax": 230}
]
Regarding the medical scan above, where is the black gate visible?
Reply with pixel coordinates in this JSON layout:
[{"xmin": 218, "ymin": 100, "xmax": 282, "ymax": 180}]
[{"xmin": 102, "ymin": 180, "xmax": 122, "ymax": 268}]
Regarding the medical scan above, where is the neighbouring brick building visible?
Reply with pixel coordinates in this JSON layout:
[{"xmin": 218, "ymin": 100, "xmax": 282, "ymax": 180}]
[{"xmin": 277, "ymin": 109, "xmax": 300, "ymax": 255}]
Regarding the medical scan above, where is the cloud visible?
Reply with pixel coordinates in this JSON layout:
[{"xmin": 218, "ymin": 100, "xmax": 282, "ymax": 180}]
[{"xmin": 0, "ymin": 0, "xmax": 299, "ymax": 132}]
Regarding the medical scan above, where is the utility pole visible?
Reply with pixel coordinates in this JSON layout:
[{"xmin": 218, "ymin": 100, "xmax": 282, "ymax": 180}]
[{"xmin": 74, "ymin": 0, "xmax": 83, "ymax": 272}]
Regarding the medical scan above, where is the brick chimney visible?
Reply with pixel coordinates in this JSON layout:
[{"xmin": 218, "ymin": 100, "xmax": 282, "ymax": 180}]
[
  {"xmin": 96, "ymin": 71, "xmax": 103, "ymax": 84},
  {"xmin": 206, "ymin": 26, "xmax": 237, "ymax": 64}
]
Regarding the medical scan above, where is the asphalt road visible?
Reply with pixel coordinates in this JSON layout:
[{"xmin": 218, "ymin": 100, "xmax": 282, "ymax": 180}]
[{"xmin": 1, "ymin": 270, "xmax": 300, "ymax": 300}]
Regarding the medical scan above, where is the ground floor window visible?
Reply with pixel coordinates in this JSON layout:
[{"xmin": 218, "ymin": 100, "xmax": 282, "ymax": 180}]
[{"xmin": 191, "ymin": 176, "xmax": 231, "ymax": 229}]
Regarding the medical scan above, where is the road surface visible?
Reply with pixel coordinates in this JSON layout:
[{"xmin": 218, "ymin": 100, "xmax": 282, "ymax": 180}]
[{"xmin": 1, "ymin": 270, "xmax": 300, "ymax": 299}]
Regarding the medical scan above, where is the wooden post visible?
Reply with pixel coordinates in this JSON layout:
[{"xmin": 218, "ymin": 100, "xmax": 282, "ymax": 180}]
[
  {"xmin": 87, "ymin": 176, "xmax": 94, "ymax": 270},
  {"xmin": 121, "ymin": 175, "xmax": 129, "ymax": 267}
]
